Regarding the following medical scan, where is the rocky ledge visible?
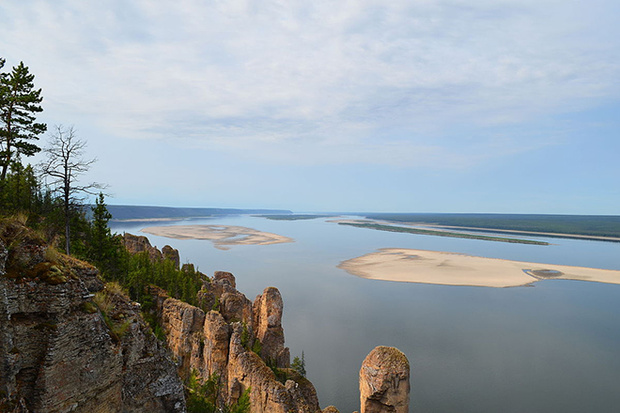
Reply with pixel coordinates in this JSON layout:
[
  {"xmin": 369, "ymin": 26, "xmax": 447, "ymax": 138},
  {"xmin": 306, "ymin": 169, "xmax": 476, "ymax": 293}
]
[{"xmin": 0, "ymin": 221, "xmax": 185, "ymax": 412}]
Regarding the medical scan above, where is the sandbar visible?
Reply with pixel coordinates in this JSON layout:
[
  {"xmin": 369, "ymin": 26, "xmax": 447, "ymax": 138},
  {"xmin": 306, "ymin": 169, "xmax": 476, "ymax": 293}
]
[
  {"xmin": 141, "ymin": 225, "xmax": 294, "ymax": 250},
  {"xmin": 339, "ymin": 248, "xmax": 620, "ymax": 288}
]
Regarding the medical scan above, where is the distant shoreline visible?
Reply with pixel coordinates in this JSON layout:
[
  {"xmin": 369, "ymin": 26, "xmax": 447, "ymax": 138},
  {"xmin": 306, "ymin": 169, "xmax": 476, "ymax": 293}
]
[
  {"xmin": 331, "ymin": 219, "xmax": 550, "ymax": 245},
  {"xmin": 339, "ymin": 248, "xmax": 620, "ymax": 288},
  {"xmin": 140, "ymin": 224, "xmax": 294, "ymax": 250}
]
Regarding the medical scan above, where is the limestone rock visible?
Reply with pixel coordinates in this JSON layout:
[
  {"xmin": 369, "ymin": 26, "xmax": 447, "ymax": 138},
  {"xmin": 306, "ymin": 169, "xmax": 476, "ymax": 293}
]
[
  {"xmin": 158, "ymin": 296, "xmax": 206, "ymax": 380},
  {"xmin": 227, "ymin": 323, "xmax": 320, "ymax": 413},
  {"xmin": 359, "ymin": 346, "xmax": 410, "ymax": 413},
  {"xmin": 123, "ymin": 233, "xmax": 162, "ymax": 261},
  {"xmin": 322, "ymin": 406, "xmax": 341, "ymax": 413},
  {"xmin": 253, "ymin": 287, "xmax": 290, "ymax": 367},
  {"xmin": 162, "ymin": 245, "xmax": 180, "ymax": 269},
  {"xmin": 0, "ymin": 225, "xmax": 185, "ymax": 412},
  {"xmin": 202, "ymin": 311, "xmax": 231, "ymax": 403},
  {"xmin": 220, "ymin": 290, "xmax": 253, "ymax": 325},
  {"xmin": 214, "ymin": 271, "xmax": 236, "ymax": 288},
  {"xmin": 153, "ymin": 273, "xmax": 322, "ymax": 413}
]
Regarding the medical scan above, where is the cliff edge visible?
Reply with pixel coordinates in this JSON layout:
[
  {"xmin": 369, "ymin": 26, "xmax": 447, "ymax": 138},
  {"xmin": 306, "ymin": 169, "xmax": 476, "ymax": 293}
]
[{"xmin": 0, "ymin": 222, "xmax": 185, "ymax": 412}]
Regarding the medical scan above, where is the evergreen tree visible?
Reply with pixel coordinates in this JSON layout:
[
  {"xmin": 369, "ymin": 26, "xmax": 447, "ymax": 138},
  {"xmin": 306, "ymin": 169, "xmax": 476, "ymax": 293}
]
[
  {"xmin": 90, "ymin": 193, "xmax": 113, "ymax": 260},
  {"xmin": 87, "ymin": 193, "xmax": 125, "ymax": 280},
  {"xmin": 291, "ymin": 351, "xmax": 306, "ymax": 377},
  {"xmin": 0, "ymin": 60, "xmax": 46, "ymax": 182}
]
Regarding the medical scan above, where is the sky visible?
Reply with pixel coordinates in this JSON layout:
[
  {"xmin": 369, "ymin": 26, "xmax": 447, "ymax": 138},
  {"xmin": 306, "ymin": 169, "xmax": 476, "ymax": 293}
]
[{"xmin": 1, "ymin": 0, "xmax": 619, "ymax": 214}]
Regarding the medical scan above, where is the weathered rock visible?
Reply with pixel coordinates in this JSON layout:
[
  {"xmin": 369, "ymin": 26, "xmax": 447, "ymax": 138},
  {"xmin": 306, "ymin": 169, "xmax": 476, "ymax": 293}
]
[
  {"xmin": 220, "ymin": 290, "xmax": 253, "ymax": 325},
  {"xmin": 153, "ymin": 274, "xmax": 322, "ymax": 413},
  {"xmin": 253, "ymin": 287, "xmax": 290, "ymax": 368},
  {"xmin": 123, "ymin": 233, "xmax": 162, "ymax": 261},
  {"xmin": 227, "ymin": 323, "xmax": 320, "ymax": 413},
  {"xmin": 0, "ymin": 225, "xmax": 185, "ymax": 412},
  {"xmin": 359, "ymin": 346, "xmax": 410, "ymax": 413},
  {"xmin": 322, "ymin": 406, "xmax": 341, "ymax": 413},
  {"xmin": 214, "ymin": 271, "xmax": 236, "ymax": 288},
  {"xmin": 162, "ymin": 245, "xmax": 180, "ymax": 269},
  {"xmin": 158, "ymin": 296, "xmax": 206, "ymax": 380},
  {"xmin": 202, "ymin": 311, "xmax": 231, "ymax": 403}
]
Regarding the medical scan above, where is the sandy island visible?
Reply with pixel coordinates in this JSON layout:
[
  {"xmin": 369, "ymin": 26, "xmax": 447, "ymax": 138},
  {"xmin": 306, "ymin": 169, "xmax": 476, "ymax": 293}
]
[
  {"xmin": 339, "ymin": 248, "xmax": 620, "ymax": 288},
  {"xmin": 141, "ymin": 225, "xmax": 294, "ymax": 250}
]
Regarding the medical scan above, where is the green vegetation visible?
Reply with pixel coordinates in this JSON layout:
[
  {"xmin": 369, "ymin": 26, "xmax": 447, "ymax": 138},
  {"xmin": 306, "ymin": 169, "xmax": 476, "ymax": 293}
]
[
  {"xmin": 363, "ymin": 213, "xmax": 620, "ymax": 239},
  {"xmin": 0, "ymin": 56, "xmax": 259, "ymax": 412},
  {"xmin": 267, "ymin": 359, "xmax": 289, "ymax": 384},
  {"xmin": 291, "ymin": 352, "xmax": 306, "ymax": 377},
  {"xmin": 0, "ymin": 59, "xmax": 46, "ymax": 181},
  {"xmin": 39, "ymin": 125, "xmax": 104, "ymax": 255},
  {"xmin": 93, "ymin": 282, "xmax": 133, "ymax": 343},
  {"xmin": 339, "ymin": 222, "xmax": 550, "ymax": 245},
  {"xmin": 187, "ymin": 370, "xmax": 251, "ymax": 413}
]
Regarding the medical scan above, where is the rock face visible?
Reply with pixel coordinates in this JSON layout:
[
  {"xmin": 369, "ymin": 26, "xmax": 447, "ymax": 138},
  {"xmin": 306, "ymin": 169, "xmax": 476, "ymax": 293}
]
[
  {"xmin": 123, "ymin": 233, "xmax": 163, "ymax": 261},
  {"xmin": 253, "ymin": 287, "xmax": 289, "ymax": 368},
  {"xmin": 0, "ymin": 225, "xmax": 412, "ymax": 413},
  {"xmin": 123, "ymin": 233, "xmax": 179, "ymax": 267},
  {"xmin": 153, "ymin": 271, "xmax": 319, "ymax": 413},
  {"xmin": 0, "ymin": 223, "xmax": 186, "ymax": 412},
  {"xmin": 162, "ymin": 245, "xmax": 180, "ymax": 269},
  {"xmin": 359, "ymin": 346, "xmax": 410, "ymax": 413}
]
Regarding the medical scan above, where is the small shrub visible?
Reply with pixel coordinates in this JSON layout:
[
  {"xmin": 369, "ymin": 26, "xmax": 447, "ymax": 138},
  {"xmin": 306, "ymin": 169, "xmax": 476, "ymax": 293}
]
[
  {"xmin": 240, "ymin": 323, "xmax": 251, "ymax": 349},
  {"xmin": 82, "ymin": 301, "xmax": 98, "ymax": 314},
  {"xmin": 251, "ymin": 339, "xmax": 262, "ymax": 356}
]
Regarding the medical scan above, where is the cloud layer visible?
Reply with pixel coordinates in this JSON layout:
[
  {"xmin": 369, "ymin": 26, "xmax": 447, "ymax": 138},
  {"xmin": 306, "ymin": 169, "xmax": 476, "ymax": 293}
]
[{"xmin": 2, "ymin": 0, "xmax": 620, "ymax": 174}]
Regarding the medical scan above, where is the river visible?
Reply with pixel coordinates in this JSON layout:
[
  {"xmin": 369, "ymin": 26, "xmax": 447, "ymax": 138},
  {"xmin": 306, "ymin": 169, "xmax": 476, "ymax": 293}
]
[{"xmin": 111, "ymin": 215, "xmax": 620, "ymax": 413}]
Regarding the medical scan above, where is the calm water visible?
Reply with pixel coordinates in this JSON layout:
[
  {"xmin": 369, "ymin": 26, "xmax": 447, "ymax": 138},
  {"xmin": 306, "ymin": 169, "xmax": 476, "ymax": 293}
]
[{"xmin": 111, "ymin": 216, "xmax": 620, "ymax": 413}]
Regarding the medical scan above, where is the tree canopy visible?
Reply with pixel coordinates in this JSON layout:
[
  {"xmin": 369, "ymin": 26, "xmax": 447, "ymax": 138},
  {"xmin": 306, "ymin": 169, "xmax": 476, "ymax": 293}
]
[{"xmin": 0, "ymin": 60, "xmax": 46, "ymax": 181}]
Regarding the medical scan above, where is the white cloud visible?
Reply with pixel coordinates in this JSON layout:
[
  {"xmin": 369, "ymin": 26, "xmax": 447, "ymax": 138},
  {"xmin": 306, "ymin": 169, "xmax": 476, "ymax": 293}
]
[{"xmin": 1, "ymin": 0, "xmax": 619, "ymax": 168}]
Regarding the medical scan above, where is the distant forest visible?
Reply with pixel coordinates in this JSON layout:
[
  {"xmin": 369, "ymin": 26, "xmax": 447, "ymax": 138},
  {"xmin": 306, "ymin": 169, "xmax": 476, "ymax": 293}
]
[
  {"xmin": 105, "ymin": 205, "xmax": 292, "ymax": 221},
  {"xmin": 363, "ymin": 213, "xmax": 620, "ymax": 239}
]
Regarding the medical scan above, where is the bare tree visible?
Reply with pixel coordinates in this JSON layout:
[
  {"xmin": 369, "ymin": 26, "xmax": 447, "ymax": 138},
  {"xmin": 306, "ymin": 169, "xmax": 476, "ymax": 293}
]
[{"xmin": 39, "ymin": 125, "xmax": 105, "ymax": 255}]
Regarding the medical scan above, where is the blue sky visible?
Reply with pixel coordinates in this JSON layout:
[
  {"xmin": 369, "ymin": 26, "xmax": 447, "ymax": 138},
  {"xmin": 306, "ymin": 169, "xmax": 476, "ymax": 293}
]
[{"xmin": 2, "ymin": 0, "xmax": 619, "ymax": 213}]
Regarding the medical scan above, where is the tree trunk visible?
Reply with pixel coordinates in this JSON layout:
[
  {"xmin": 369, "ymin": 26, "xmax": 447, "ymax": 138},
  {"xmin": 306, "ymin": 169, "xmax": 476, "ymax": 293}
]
[
  {"xmin": 64, "ymin": 165, "xmax": 71, "ymax": 256},
  {"xmin": 65, "ymin": 194, "xmax": 70, "ymax": 256}
]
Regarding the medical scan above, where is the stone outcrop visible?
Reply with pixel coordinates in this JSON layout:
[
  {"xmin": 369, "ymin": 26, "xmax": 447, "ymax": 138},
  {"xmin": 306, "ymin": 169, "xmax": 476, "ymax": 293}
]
[
  {"xmin": 162, "ymin": 245, "xmax": 180, "ymax": 269},
  {"xmin": 123, "ymin": 233, "xmax": 162, "ymax": 261},
  {"xmin": 0, "ymin": 225, "xmax": 411, "ymax": 413},
  {"xmin": 0, "ymin": 222, "xmax": 185, "ymax": 412},
  {"xmin": 359, "ymin": 346, "xmax": 410, "ymax": 413},
  {"xmin": 253, "ymin": 287, "xmax": 289, "ymax": 368},
  {"xmin": 227, "ymin": 323, "xmax": 319, "ymax": 412},
  {"xmin": 153, "ymin": 270, "xmax": 318, "ymax": 412}
]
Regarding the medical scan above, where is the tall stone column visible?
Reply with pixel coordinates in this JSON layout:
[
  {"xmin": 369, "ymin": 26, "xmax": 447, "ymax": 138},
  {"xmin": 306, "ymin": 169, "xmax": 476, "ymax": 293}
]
[{"xmin": 360, "ymin": 346, "xmax": 410, "ymax": 413}]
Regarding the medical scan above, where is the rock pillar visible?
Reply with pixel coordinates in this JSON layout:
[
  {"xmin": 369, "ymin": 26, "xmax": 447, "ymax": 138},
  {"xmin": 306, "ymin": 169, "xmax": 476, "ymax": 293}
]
[{"xmin": 360, "ymin": 346, "xmax": 410, "ymax": 413}]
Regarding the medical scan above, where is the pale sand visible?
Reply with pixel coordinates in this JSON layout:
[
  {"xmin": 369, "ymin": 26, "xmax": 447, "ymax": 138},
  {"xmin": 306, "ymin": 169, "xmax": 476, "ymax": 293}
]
[
  {"xmin": 339, "ymin": 248, "xmax": 620, "ymax": 288},
  {"xmin": 141, "ymin": 225, "xmax": 294, "ymax": 250}
]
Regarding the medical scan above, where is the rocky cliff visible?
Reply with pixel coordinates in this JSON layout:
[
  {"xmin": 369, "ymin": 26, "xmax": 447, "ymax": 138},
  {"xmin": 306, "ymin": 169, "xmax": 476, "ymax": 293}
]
[
  {"xmin": 150, "ymin": 272, "xmax": 322, "ymax": 412},
  {"xmin": 0, "ymin": 223, "xmax": 410, "ymax": 413},
  {"xmin": 0, "ymin": 222, "xmax": 185, "ymax": 412}
]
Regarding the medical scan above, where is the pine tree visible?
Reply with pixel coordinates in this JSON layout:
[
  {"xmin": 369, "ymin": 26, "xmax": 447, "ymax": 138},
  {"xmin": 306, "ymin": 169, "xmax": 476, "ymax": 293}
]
[
  {"xmin": 291, "ymin": 351, "xmax": 306, "ymax": 377},
  {"xmin": 0, "ymin": 60, "xmax": 46, "ymax": 181},
  {"xmin": 88, "ymin": 192, "xmax": 123, "ymax": 279},
  {"xmin": 90, "ymin": 193, "xmax": 113, "ymax": 261}
]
